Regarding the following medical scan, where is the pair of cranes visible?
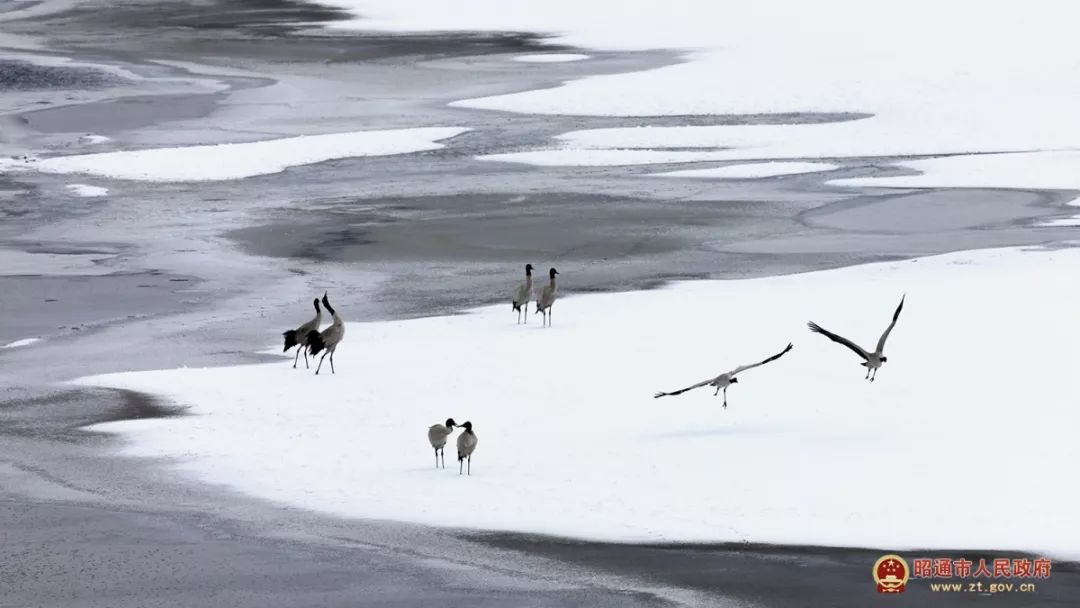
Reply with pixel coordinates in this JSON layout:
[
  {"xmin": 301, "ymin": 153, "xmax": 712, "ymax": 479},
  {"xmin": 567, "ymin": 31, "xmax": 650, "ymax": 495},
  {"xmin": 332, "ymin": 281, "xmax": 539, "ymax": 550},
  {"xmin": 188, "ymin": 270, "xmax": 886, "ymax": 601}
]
[
  {"xmin": 281, "ymin": 292, "xmax": 345, "ymax": 375},
  {"xmin": 427, "ymin": 419, "xmax": 478, "ymax": 475},
  {"xmin": 655, "ymin": 296, "xmax": 906, "ymax": 406},
  {"xmin": 512, "ymin": 264, "xmax": 558, "ymax": 327}
]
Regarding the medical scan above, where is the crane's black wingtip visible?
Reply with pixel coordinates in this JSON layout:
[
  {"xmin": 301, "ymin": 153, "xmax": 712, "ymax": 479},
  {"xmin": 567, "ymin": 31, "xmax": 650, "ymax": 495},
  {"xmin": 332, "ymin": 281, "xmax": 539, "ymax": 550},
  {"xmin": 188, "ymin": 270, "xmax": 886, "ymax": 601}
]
[
  {"xmin": 653, "ymin": 392, "xmax": 667, "ymax": 399},
  {"xmin": 807, "ymin": 321, "xmax": 822, "ymax": 333},
  {"xmin": 306, "ymin": 330, "xmax": 325, "ymax": 355}
]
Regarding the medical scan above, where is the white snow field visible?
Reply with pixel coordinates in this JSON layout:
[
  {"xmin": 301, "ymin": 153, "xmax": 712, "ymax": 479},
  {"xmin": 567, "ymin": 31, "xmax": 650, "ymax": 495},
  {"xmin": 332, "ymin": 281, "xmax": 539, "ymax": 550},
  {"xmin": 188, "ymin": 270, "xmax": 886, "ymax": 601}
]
[
  {"xmin": 65, "ymin": 184, "xmax": 109, "ymax": 197},
  {"xmin": 2, "ymin": 338, "xmax": 41, "ymax": 349},
  {"xmin": 317, "ymin": 0, "xmax": 1080, "ymax": 183},
  {"xmin": 513, "ymin": 53, "xmax": 589, "ymax": 63},
  {"xmin": 830, "ymin": 151, "xmax": 1080, "ymax": 190},
  {"xmin": 78, "ymin": 134, "xmax": 111, "ymax": 145},
  {"xmin": 77, "ymin": 247, "xmax": 1080, "ymax": 556},
  {"xmin": 2, "ymin": 128, "xmax": 468, "ymax": 182},
  {"xmin": 479, "ymin": 149, "xmax": 739, "ymax": 167},
  {"xmin": 656, "ymin": 162, "xmax": 839, "ymax": 179},
  {"xmin": 1041, "ymin": 218, "xmax": 1080, "ymax": 227}
]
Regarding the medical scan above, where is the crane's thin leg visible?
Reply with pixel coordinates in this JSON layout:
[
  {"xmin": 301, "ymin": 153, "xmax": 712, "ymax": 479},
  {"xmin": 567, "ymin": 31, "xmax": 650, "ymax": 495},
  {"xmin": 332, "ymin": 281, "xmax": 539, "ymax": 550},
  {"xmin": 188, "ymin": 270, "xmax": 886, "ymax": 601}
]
[
  {"xmin": 441, "ymin": 449, "xmax": 446, "ymax": 469},
  {"xmin": 549, "ymin": 305, "xmax": 553, "ymax": 327},
  {"xmin": 329, "ymin": 351, "xmax": 335, "ymax": 375},
  {"xmin": 516, "ymin": 308, "xmax": 521, "ymax": 324},
  {"xmin": 303, "ymin": 347, "xmax": 309, "ymax": 369},
  {"xmin": 871, "ymin": 368, "xmax": 877, "ymax": 382},
  {"xmin": 434, "ymin": 448, "xmax": 439, "ymax": 468},
  {"xmin": 316, "ymin": 352, "xmax": 328, "ymax": 375},
  {"xmin": 459, "ymin": 458, "xmax": 463, "ymax": 475},
  {"xmin": 714, "ymin": 385, "xmax": 721, "ymax": 396},
  {"xmin": 293, "ymin": 347, "xmax": 301, "ymax": 368},
  {"xmin": 524, "ymin": 304, "xmax": 528, "ymax": 324},
  {"xmin": 865, "ymin": 367, "xmax": 871, "ymax": 380},
  {"xmin": 723, "ymin": 386, "xmax": 728, "ymax": 409}
]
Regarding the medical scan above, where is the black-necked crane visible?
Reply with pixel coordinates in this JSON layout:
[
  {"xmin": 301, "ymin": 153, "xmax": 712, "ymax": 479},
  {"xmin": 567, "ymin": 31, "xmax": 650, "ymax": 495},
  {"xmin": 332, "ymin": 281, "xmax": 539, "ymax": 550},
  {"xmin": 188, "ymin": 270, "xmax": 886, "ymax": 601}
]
[
  {"xmin": 428, "ymin": 418, "xmax": 457, "ymax": 469},
  {"xmin": 808, "ymin": 295, "xmax": 904, "ymax": 382},
  {"xmin": 456, "ymin": 421, "xmax": 477, "ymax": 475},
  {"xmin": 308, "ymin": 292, "xmax": 345, "ymax": 375},
  {"xmin": 654, "ymin": 343, "xmax": 794, "ymax": 408},
  {"xmin": 512, "ymin": 263, "xmax": 534, "ymax": 324},
  {"xmin": 535, "ymin": 267, "xmax": 558, "ymax": 327},
  {"xmin": 282, "ymin": 297, "xmax": 322, "ymax": 369}
]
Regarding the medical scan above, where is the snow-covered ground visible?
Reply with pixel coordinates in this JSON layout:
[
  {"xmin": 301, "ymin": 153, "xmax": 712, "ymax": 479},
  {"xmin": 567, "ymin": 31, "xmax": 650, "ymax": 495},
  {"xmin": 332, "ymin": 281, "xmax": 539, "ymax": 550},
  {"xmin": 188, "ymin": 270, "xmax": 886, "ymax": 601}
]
[
  {"xmin": 315, "ymin": 0, "xmax": 1080, "ymax": 188},
  {"xmin": 78, "ymin": 134, "xmax": 111, "ymax": 145},
  {"xmin": 77, "ymin": 247, "xmax": 1080, "ymax": 556},
  {"xmin": 1041, "ymin": 218, "xmax": 1080, "ymax": 227},
  {"xmin": 830, "ymin": 151, "xmax": 1080, "ymax": 190},
  {"xmin": 513, "ymin": 53, "xmax": 589, "ymax": 63},
  {"xmin": 65, "ymin": 184, "xmax": 109, "ymax": 197},
  {"xmin": 2, "ymin": 338, "xmax": 41, "ymax": 349},
  {"xmin": 1, "ymin": 128, "xmax": 468, "ymax": 182},
  {"xmin": 479, "ymin": 149, "xmax": 739, "ymax": 167},
  {"xmin": 656, "ymin": 162, "xmax": 839, "ymax": 179}
]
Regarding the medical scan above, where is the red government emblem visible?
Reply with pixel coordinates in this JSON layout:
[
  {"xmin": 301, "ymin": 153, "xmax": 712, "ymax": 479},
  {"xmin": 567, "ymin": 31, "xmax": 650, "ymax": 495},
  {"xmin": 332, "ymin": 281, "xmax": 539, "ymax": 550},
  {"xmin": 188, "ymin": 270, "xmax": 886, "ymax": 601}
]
[{"xmin": 874, "ymin": 554, "xmax": 910, "ymax": 593}]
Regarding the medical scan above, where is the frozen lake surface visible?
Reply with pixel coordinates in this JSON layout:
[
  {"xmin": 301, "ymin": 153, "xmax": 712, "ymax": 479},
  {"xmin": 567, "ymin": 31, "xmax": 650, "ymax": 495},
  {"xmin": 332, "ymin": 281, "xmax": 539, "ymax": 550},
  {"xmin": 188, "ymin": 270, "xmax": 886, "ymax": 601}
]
[{"xmin": 2, "ymin": 0, "xmax": 1079, "ymax": 606}]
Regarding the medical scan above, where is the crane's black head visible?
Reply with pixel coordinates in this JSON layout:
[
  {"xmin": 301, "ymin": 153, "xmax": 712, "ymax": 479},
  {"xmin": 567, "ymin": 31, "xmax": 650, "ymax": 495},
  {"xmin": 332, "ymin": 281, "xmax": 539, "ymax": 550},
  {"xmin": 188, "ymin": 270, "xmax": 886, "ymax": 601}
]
[
  {"xmin": 730, "ymin": 377, "xmax": 739, "ymax": 384},
  {"xmin": 880, "ymin": 356, "xmax": 888, "ymax": 363},
  {"xmin": 321, "ymin": 292, "xmax": 335, "ymax": 315},
  {"xmin": 313, "ymin": 298, "xmax": 321, "ymax": 311},
  {"xmin": 549, "ymin": 267, "xmax": 558, "ymax": 278},
  {"xmin": 445, "ymin": 418, "xmax": 457, "ymax": 429},
  {"xmin": 525, "ymin": 263, "xmax": 533, "ymax": 275},
  {"xmin": 461, "ymin": 421, "xmax": 473, "ymax": 432}
]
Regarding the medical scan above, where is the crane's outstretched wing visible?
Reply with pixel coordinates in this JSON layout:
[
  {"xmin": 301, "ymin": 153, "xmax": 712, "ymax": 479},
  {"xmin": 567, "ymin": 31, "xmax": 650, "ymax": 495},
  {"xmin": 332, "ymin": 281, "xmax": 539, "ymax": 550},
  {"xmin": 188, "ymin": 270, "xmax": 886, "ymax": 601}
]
[
  {"xmin": 654, "ymin": 378, "xmax": 714, "ymax": 398},
  {"xmin": 729, "ymin": 342, "xmax": 794, "ymax": 376},
  {"xmin": 875, "ymin": 295, "xmax": 905, "ymax": 353},
  {"xmin": 807, "ymin": 322, "xmax": 870, "ymax": 361}
]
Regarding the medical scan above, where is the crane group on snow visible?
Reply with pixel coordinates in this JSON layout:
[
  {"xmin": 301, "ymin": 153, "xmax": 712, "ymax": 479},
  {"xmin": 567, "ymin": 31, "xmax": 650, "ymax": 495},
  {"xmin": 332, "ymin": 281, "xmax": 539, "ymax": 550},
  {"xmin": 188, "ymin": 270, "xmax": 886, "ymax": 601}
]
[{"xmin": 280, "ymin": 268, "xmax": 907, "ymax": 474}]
